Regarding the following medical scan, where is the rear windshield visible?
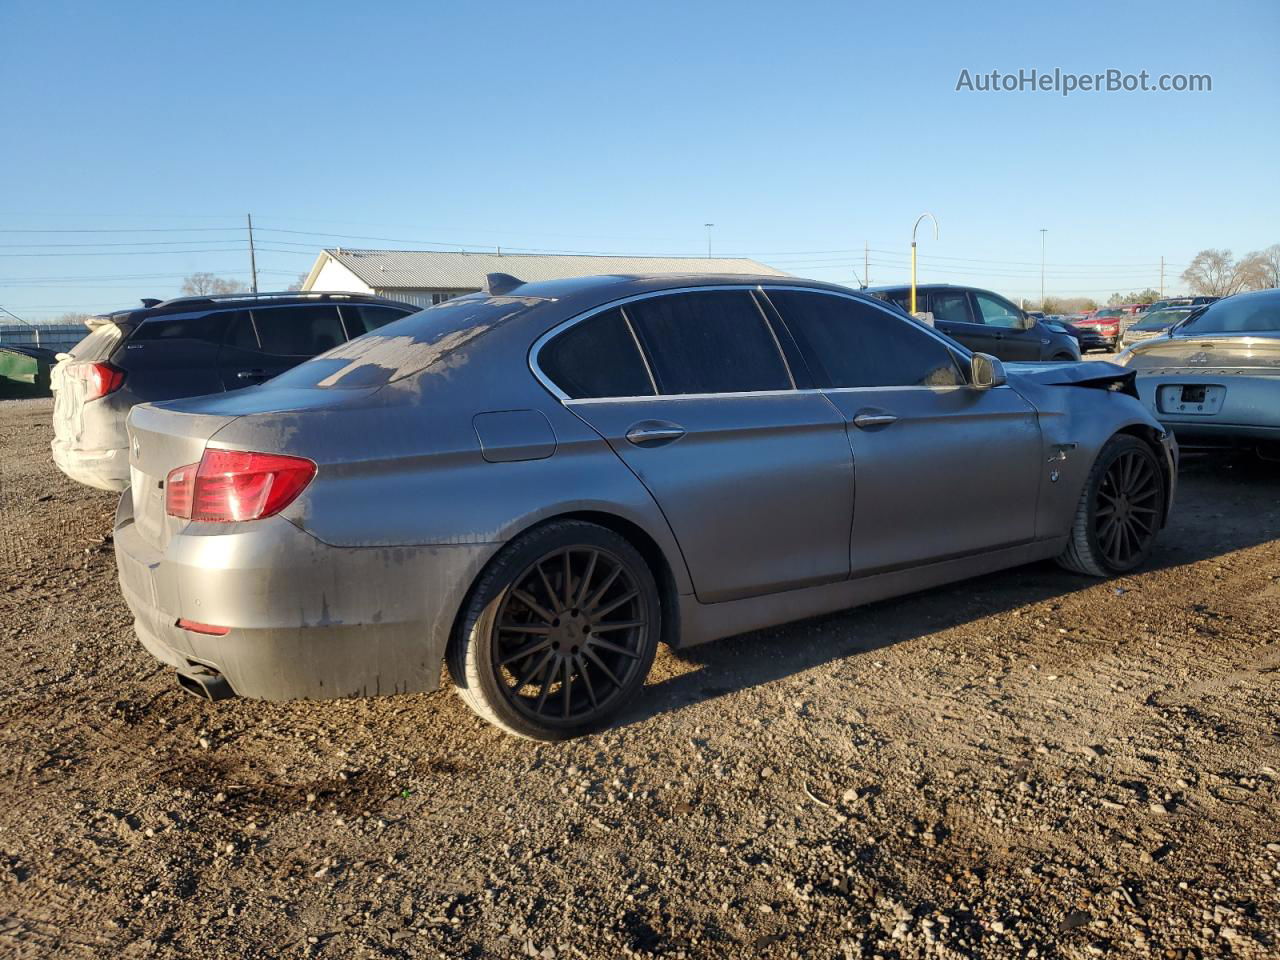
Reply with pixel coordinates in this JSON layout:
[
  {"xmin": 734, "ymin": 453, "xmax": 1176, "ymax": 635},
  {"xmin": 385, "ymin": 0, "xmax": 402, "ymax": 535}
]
[
  {"xmin": 1094, "ymin": 309, "xmax": 1125, "ymax": 319},
  {"xmin": 1133, "ymin": 308, "xmax": 1194, "ymax": 331},
  {"xmin": 69, "ymin": 323, "xmax": 124, "ymax": 360},
  {"xmin": 1175, "ymin": 293, "xmax": 1280, "ymax": 335},
  {"xmin": 268, "ymin": 293, "xmax": 547, "ymax": 389}
]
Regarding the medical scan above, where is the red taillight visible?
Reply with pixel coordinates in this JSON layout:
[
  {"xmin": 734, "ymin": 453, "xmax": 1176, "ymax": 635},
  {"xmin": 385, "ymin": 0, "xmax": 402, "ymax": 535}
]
[
  {"xmin": 165, "ymin": 450, "xmax": 316, "ymax": 523},
  {"xmin": 72, "ymin": 362, "xmax": 125, "ymax": 401},
  {"xmin": 176, "ymin": 618, "xmax": 230, "ymax": 636}
]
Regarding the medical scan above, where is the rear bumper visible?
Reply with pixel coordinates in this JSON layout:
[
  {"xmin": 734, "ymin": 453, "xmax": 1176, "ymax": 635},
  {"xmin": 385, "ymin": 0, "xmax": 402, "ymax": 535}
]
[
  {"xmin": 51, "ymin": 439, "xmax": 130, "ymax": 491},
  {"xmin": 1134, "ymin": 372, "xmax": 1280, "ymax": 445},
  {"xmin": 113, "ymin": 492, "xmax": 500, "ymax": 700}
]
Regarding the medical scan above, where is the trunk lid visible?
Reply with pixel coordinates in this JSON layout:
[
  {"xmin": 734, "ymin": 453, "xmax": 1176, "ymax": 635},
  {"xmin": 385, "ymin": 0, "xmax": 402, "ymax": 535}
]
[
  {"xmin": 126, "ymin": 403, "xmax": 240, "ymax": 550},
  {"xmin": 1126, "ymin": 335, "xmax": 1280, "ymax": 373}
]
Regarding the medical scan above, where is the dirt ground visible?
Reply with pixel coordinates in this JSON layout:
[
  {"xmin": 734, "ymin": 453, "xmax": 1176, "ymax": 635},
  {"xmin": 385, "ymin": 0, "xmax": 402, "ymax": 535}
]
[{"xmin": 1, "ymin": 396, "xmax": 1277, "ymax": 960}]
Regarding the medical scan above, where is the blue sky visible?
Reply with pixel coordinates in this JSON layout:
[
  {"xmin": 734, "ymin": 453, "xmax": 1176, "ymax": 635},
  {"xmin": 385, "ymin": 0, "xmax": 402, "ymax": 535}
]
[{"xmin": 2, "ymin": 0, "xmax": 1278, "ymax": 319}]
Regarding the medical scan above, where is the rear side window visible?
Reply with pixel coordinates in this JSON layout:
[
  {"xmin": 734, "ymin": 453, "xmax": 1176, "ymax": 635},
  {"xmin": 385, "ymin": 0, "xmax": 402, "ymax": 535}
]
[
  {"xmin": 131, "ymin": 311, "xmax": 230, "ymax": 345},
  {"xmin": 625, "ymin": 290, "xmax": 792, "ymax": 395},
  {"xmin": 930, "ymin": 291, "xmax": 974, "ymax": 324},
  {"xmin": 340, "ymin": 304, "xmax": 413, "ymax": 337},
  {"xmin": 539, "ymin": 308, "xmax": 655, "ymax": 399},
  {"xmin": 766, "ymin": 290, "xmax": 964, "ymax": 389},
  {"xmin": 251, "ymin": 305, "xmax": 345, "ymax": 356}
]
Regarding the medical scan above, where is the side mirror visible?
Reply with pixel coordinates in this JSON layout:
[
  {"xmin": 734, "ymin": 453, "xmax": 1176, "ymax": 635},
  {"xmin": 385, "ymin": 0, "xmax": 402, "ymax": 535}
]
[{"xmin": 970, "ymin": 352, "xmax": 1007, "ymax": 389}]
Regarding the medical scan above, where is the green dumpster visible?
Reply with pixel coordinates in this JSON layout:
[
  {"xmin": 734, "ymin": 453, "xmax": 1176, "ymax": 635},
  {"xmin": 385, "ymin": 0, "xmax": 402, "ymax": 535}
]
[{"xmin": 0, "ymin": 345, "xmax": 57, "ymax": 399}]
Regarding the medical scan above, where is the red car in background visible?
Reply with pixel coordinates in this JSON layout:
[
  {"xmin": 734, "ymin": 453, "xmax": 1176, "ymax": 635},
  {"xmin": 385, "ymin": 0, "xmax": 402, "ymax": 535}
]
[{"xmin": 1076, "ymin": 303, "xmax": 1150, "ymax": 351}]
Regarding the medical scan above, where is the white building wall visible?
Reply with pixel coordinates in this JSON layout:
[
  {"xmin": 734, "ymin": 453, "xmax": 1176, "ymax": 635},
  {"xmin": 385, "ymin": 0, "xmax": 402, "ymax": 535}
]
[{"xmin": 306, "ymin": 257, "xmax": 376, "ymax": 295}]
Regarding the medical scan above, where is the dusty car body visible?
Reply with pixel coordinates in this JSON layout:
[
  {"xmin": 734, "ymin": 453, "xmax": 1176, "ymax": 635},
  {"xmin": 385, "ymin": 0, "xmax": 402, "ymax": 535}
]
[
  {"xmin": 51, "ymin": 293, "xmax": 415, "ymax": 491},
  {"xmin": 114, "ymin": 274, "xmax": 1176, "ymax": 739},
  {"xmin": 1118, "ymin": 288, "xmax": 1280, "ymax": 451}
]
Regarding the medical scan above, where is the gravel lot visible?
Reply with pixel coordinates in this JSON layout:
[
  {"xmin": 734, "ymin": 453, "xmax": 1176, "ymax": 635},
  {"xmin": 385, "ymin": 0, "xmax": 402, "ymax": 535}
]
[{"xmin": 2, "ymin": 397, "xmax": 1278, "ymax": 959}]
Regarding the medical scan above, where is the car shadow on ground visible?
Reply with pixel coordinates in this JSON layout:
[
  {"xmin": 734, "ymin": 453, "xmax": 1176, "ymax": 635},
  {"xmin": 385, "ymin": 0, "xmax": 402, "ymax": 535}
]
[{"xmin": 620, "ymin": 452, "xmax": 1280, "ymax": 728}]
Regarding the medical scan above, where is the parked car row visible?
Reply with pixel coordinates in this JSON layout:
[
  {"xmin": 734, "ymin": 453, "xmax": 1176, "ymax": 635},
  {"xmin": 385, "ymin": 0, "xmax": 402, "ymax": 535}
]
[{"xmin": 64, "ymin": 272, "xmax": 1178, "ymax": 739}]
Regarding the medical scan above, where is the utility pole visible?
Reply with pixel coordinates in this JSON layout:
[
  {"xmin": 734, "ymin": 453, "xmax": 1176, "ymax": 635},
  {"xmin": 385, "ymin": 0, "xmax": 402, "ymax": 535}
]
[
  {"xmin": 247, "ymin": 213, "xmax": 259, "ymax": 294},
  {"xmin": 1040, "ymin": 228, "xmax": 1047, "ymax": 307},
  {"xmin": 1160, "ymin": 256, "xmax": 1165, "ymax": 297},
  {"xmin": 704, "ymin": 223, "xmax": 714, "ymax": 258},
  {"xmin": 864, "ymin": 241, "xmax": 869, "ymax": 288}
]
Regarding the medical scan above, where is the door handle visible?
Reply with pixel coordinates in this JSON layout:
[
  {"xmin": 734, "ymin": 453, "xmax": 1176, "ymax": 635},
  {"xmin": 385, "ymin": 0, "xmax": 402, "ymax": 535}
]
[
  {"xmin": 235, "ymin": 369, "xmax": 268, "ymax": 380},
  {"xmin": 853, "ymin": 412, "xmax": 898, "ymax": 429},
  {"xmin": 625, "ymin": 421, "xmax": 686, "ymax": 447}
]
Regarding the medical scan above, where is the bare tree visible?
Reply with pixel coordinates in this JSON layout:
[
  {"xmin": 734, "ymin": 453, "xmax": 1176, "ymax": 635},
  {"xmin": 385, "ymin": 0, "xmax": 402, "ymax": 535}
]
[
  {"xmin": 56, "ymin": 312, "xmax": 95, "ymax": 325},
  {"xmin": 181, "ymin": 273, "xmax": 246, "ymax": 296},
  {"xmin": 1241, "ymin": 244, "xmax": 1280, "ymax": 291},
  {"xmin": 1181, "ymin": 249, "xmax": 1256, "ymax": 297},
  {"xmin": 286, "ymin": 273, "xmax": 309, "ymax": 292}
]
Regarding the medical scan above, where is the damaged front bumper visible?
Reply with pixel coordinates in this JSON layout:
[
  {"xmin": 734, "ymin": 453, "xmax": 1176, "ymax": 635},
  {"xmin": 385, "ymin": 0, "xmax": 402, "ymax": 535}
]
[{"xmin": 113, "ymin": 491, "xmax": 500, "ymax": 701}]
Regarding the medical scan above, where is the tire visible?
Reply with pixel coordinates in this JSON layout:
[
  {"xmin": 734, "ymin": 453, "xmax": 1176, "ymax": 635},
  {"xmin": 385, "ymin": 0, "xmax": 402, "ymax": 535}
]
[
  {"xmin": 447, "ymin": 520, "xmax": 660, "ymax": 740},
  {"xmin": 1050, "ymin": 353, "xmax": 1076, "ymax": 362},
  {"xmin": 1057, "ymin": 434, "xmax": 1165, "ymax": 577}
]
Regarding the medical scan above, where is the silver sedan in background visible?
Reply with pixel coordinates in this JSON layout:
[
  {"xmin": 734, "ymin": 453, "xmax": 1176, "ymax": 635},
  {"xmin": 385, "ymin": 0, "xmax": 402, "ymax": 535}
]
[
  {"xmin": 115, "ymin": 274, "xmax": 1176, "ymax": 739},
  {"xmin": 1118, "ymin": 288, "xmax": 1280, "ymax": 456}
]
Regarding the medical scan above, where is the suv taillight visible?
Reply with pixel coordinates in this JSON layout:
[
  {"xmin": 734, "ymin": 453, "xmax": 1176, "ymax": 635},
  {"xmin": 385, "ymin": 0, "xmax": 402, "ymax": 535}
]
[
  {"xmin": 72, "ymin": 362, "xmax": 125, "ymax": 400},
  {"xmin": 165, "ymin": 450, "xmax": 316, "ymax": 523}
]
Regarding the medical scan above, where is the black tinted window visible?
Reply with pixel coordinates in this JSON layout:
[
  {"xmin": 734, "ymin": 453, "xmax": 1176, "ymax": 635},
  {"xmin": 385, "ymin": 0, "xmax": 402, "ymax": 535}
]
[
  {"xmin": 132, "ymin": 311, "xmax": 230, "ymax": 345},
  {"xmin": 625, "ymin": 291, "xmax": 791, "ymax": 395},
  {"xmin": 930, "ymin": 291, "xmax": 974, "ymax": 324},
  {"xmin": 767, "ymin": 291, "xmax": 964, "ymax": 388},
  {"xmin": 540, "ymin": 308, "xmax": 654, "ymax": 399},
  {"xmin": 251, "ymin": 305, "xmax": 345, "ymax": 356},
  {"xmin": 340, "ymin": 304, "xmax": 412, "ymax": 337},
  {"xmin": 225, "ymin": 311, "xmax": 257, "ymax": 350}
]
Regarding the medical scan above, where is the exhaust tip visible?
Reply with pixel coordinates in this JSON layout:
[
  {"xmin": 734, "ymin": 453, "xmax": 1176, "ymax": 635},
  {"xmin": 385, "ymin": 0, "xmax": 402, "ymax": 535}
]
[{"xmin": 176, "ymin": 669, "xmax": 236, "ymax": 702}]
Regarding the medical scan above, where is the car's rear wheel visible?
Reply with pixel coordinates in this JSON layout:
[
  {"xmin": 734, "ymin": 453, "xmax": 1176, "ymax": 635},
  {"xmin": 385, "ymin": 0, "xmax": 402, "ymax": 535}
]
[
  {"xmin": 447, "ymin": 520, "xmax": 660, "ymax": 740},
  {"xmin": 1057, "ymin": 434, "xmax": 1165, "ymax": 577}
]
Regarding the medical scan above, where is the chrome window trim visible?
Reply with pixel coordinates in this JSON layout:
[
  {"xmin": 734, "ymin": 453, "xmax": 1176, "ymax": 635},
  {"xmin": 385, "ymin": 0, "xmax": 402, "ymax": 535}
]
[
  {"xmin": 528, "ymin": 282, "xmax": 978, "ymax": 403},
  {"xmin": 528, "ymin": 283, "xmax": 796, "ymax": 402},
  {"xmin": 562, "ymin": 383, "xmax": 1003, "ymax": 407}
]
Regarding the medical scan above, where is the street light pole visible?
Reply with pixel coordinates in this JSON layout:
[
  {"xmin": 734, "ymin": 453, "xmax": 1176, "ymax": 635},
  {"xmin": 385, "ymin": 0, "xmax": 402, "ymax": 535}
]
[
  {"xmin": 704, "ymin": 223, "xmax": 714, "ymax": 259},
  {"xmin": 910, "ymin": 213, "xmax": 939, "ymax": 315},
  {"xmin": 1040, "ymin": 228, "xmax": 1047, "ymax": 307}
]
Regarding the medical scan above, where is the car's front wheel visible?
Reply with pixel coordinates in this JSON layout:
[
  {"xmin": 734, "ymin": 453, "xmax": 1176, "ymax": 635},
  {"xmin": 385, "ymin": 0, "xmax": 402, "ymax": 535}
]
[
  {"xmin": 447, "ymin": 520, "xmax": 660, "ymax": 740},
  {"xmin": 1057, "ymin": 434, "xmax": 1165, "ymax": 577}
]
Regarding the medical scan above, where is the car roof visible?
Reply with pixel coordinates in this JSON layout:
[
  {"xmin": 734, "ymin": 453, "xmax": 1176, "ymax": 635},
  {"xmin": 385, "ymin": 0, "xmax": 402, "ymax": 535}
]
[{"xmin": 96, "ymin": 290, "xmax": 417, "ymax": 324}]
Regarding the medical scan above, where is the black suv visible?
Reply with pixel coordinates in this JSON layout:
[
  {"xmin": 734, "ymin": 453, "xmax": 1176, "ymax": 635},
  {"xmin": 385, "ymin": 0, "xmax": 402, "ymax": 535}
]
[
  {"xmin": 867, "ymin": 284, "xmax": 1080, "ymax": 363},
  {"xmin": 51, "ymin": 291, "xmax": 417, "ymax": 490}
]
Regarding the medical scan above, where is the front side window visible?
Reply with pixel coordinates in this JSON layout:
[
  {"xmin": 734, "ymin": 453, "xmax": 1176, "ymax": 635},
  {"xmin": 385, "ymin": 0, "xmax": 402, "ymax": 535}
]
[
  {"xmin": 539, "ymin": 308, "xmax": 655, "ymax": 399},
  {"xmin": 767, "ymin": 290, "xmax": 964, "ymax": 389},
  {"xmin": 624, "ymin": 290, "xmax": 792, "ymax": 395},
  {"xmin": 251, "ymin": 305, "xmax": 345, "ymax": 356},
  {"xmin": 974, "ymin": 293, "xmax": 1024, "ymax": 329}
]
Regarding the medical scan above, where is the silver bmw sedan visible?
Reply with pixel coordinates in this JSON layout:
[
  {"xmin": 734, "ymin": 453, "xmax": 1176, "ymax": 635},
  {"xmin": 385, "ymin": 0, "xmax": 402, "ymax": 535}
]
[{"xmin": 115, "ymin": 273, "xmax": 1176, "ymax": 739}]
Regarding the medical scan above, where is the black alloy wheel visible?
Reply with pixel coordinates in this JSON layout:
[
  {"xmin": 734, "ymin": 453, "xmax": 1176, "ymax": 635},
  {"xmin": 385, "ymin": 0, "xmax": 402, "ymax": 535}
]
[{"xmin": 448, "ymin": 520, "xmax": 660, "ymax": 740}]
